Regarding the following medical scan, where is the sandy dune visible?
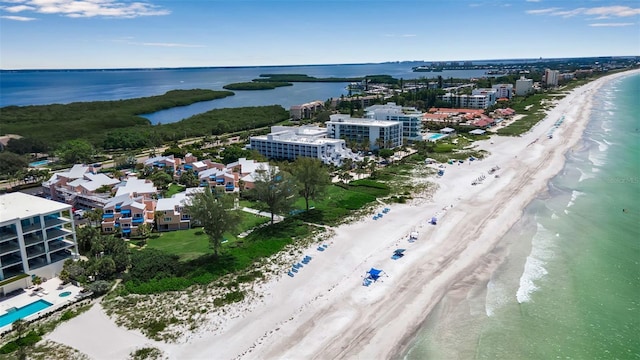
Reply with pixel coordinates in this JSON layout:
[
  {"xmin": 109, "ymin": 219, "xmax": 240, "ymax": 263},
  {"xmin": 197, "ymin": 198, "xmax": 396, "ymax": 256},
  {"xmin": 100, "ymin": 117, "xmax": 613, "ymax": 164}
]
[{"xmin": 46, "ymin": 70, "xmax": 638, "ymax": 360}]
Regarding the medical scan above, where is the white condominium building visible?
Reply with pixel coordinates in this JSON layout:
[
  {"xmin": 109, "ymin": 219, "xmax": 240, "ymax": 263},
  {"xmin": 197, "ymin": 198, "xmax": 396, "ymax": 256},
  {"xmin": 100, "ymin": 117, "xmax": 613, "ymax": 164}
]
[
  {"xmin": 440, "ymin": 88, "xmax": 497, "ymax": 109},
  {"xmin": 364, "ymin": 103, "xmax": 424, "ymax": 141},
  {"xmin": 0, "ymin": 193, "xmax": 78, "ymax": 292},
  {"xmin": 249, "ymin": 125, "xmax": 360, "ymax": 166},
  {"xmin": 515, "ymin": 76, "xmax": 534, "ymax": 96},
  {"xmin": 326, "ymin": 114, "xmax": 402, "ymax": 150}
]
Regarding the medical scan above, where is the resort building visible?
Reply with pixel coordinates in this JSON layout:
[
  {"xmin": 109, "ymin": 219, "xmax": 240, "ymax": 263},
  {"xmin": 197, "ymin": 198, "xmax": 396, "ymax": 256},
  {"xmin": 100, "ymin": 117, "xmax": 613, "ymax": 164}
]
[
  {"xmin": 43, "ymin": 164, "xmax": 117, "ymax": 209},
  {"xmin": 101, "ymin": 193, "xmax": 155, "ymax": 237},
  {"xmin": 515, "ymin": 76, "xmax": 534, "ymax": 96},
  {"xmin": 154, "ymin": 188, "xmax": 203, "ymax": 232},
  {"xmin": 439, "ymin": 90, "xmax": 497, "ymax": 109},
  {"xmin": 0, "ymin": 193, "xmax": 78, "ymax": 293},
  {"xmin": 144, "ymin": 155, "xmax": 181, "ymax": 173},
  {"xmin": 249, "ymin": 125, "xmax": 360, "ymax": 166},
  {"xmin": 364, "ymin": 103, "xmax": 424, "ymax": 141},
  {"xmin": 101, "ymin": 176, "xmax": 157, "ymax": 237},
  {"xmin": 290, "ymin": 100, "xmax": 324, "ymax": 120},
  {"xmin": 326, "ymin": 114, "xmax": 402, "ymax": 150},
  {"xmin": 198, "ymin": 168, "xmax": 237, "ymax": 192}
]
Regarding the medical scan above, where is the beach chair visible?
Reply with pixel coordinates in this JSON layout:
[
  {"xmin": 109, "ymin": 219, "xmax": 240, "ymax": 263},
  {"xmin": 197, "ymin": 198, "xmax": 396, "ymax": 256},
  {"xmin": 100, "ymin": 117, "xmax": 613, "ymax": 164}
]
[
  {"xmin": 287, "ymin": 271, "xmax": 295, "ymax": 277},
  {"xmin": 291, "ymin": 267, "xmax": 298, "ymax": 273},
  {"xmin": 317, "ymin": 246, "xmax": 325, "ymax": 252}
]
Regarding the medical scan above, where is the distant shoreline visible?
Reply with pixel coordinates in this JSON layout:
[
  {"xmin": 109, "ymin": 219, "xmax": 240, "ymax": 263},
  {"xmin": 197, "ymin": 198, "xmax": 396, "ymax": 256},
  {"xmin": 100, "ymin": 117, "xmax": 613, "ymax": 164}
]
[{"xmin": 2, "ymin": 55, "xmax": 636, "ymax": 72}]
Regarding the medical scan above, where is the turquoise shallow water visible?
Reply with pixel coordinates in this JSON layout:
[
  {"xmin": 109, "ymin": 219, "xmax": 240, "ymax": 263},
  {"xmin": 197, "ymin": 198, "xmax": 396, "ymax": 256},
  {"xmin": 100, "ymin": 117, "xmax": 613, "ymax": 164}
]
[{"xmin": 404, "ymin": 72, "xmax": 640, "ymax": 359}]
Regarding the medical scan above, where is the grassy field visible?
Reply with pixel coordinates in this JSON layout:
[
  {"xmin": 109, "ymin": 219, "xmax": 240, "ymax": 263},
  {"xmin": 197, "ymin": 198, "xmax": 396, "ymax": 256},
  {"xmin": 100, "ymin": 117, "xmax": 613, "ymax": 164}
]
[{"xmin": 145, "ymin": 211, "xmax": 270, "ymax": 261}]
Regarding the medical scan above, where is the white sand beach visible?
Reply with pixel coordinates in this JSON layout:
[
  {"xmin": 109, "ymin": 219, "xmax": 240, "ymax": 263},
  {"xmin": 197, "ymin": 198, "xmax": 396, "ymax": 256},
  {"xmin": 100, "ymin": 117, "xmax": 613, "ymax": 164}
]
[{"xmin": 45, "ymin": 70, "xmax": 639, "ymax": 359}]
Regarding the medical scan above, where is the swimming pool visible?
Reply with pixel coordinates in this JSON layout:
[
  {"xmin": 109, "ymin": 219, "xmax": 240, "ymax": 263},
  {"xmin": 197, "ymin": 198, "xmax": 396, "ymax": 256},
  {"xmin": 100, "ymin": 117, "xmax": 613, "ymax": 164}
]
[
  {"xmin": 59, "ymin": 291, "xmax": 71, "ymax": 297},
  {"xmin": 28, "ymin": 159, "xmax": 49, "ymax": 167},
  {"xmin": 428, "ymin": 133, "xmax": 447, "ymax": 141},
  {"xmin": 0, "ymin": 300, "xmax": 53, "ymax": 327}
]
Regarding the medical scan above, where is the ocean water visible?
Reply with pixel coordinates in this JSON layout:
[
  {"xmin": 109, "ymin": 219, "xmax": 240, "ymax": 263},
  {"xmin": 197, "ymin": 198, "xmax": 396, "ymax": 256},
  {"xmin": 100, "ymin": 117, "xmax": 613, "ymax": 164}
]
[
  {"xmin": 0, "ymin": 64, "xmax": 488, "ymax": 124},
  {"xmin": 404, "ymin": 73, "xmax": 640, "ymax": 359}
]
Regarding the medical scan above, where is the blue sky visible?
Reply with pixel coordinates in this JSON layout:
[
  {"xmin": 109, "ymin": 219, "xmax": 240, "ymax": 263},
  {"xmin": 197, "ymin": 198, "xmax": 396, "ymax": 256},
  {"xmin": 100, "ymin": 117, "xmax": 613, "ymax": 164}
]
[{"xmin": 1, "ymin": 0, "xmax": 638, "ymax": 69}]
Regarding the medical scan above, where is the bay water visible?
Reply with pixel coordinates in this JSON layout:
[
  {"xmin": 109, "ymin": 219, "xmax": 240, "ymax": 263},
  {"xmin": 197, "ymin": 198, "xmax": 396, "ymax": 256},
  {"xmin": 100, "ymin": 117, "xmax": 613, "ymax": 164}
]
[
  {"xmin": 0, "ymin": 63, "xmax": 489, "ymax": 124},
  {"xmin": 403, "ymin": 73, "xmax": 640, "ymax": 359}
]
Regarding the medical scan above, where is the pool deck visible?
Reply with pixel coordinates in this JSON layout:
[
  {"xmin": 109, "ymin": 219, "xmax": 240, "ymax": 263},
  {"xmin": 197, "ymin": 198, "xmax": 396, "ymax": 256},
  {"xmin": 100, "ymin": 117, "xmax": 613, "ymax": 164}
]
[{"xmin": 0, "ymin": 278, "xmax": 82, "ymax": 329}]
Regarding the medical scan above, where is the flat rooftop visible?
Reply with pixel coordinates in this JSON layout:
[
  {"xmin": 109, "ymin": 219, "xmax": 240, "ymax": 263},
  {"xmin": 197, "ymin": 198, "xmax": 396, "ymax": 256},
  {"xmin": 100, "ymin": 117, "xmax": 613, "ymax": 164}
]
[{"xmin": 0, "ymin": 192, "xmax": 71, "ymax": 222}]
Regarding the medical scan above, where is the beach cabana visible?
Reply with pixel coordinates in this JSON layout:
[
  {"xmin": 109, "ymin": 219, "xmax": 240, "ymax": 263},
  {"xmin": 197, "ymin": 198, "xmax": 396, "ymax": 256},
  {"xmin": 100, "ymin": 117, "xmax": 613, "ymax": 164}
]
[
  {"xmin": 365, "ymin": 268, "xmax": 386, "ymax": 282},
  {"xmin": 430, "ymin": 217, "xmax": 437, "ymax": 225}
]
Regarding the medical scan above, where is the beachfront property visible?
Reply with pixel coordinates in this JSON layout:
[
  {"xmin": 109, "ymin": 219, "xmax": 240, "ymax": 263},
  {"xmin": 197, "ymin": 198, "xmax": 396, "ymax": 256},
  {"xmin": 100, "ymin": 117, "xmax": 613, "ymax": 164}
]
[
  {"xmin": 249, "ymin": 125, "xmax": 361, "ymax": 166},
  {"xmin": 515, "ymin": 76, "xmax": 534, "ymax": 96},
  {"xmin": 439, "ymin": 89, "xmax": 497, "ymax": 109},
  {"xmin": 43, "ymin": 164, "xmax": 117, "ymax": 209},
  {"xmin": 155, "ymin": 188, "xmax": 203, "ymax": 232},
  {"xmin": 101, "ymin": 193, "xmax": 155, "ymax": 237},
  {"xmin": 0, "ymin": 193, "xmax": 78, "ymax": 295},
  {"xmin": 364, "ymin": 103, "xmax": 423, "ymax": 141},
  {"xmin": 101, "ymin": 177, "xmax": 157, "ymax": 237},
  {"xmin": 290, "ymin": 100, "xmax": 324, "ymax": 120},
  {"xmin": 423, "ymin": 108, "xmax": 486, "ymax": 125},
  {"xmin": 326, "ymin": 114, "xmax": 403, "ymax": 150}
]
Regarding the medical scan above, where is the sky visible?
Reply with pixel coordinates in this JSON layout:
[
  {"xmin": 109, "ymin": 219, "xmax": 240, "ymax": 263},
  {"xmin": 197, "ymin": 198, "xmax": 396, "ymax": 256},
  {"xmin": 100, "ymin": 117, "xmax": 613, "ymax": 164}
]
[{"xmin": 0, "ymin": 0, "xmax": 639, "ymax": 69}]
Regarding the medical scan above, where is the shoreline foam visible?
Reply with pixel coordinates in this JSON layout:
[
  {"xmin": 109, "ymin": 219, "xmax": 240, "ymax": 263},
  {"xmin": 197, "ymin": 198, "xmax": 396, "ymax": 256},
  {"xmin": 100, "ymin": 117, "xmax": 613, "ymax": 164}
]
[{"xmin": 45, "ymin": 69, "xmax": 640, "ymax": 360}]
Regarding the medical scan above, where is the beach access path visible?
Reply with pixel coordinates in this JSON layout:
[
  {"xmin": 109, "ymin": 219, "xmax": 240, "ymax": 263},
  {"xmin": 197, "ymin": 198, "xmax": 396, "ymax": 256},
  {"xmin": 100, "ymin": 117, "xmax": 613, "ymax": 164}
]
[{"xmin": 45, "ymin": 70, "xmax": 639, "ymax": 360}]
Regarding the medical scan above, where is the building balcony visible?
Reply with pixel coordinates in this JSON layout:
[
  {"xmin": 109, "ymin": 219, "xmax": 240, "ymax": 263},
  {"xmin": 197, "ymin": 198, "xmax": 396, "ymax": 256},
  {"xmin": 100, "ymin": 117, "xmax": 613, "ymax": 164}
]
[
  {"xmin": 0, "ymin": 230, "xmax": 18, "ymax": 242},
  {"xmin": 2, "ymin": 266, "xmax": 25, "ymax": 280},
  {"xmin": 48, "ymin": 239, "xmax": 74, "ymax": 252},
  {"xmin": 50, "ymin": 249, "xmax": 72, "ymax": 264},
  {"xmin": 26, "ymin": 245, "xmax": 46, "ymax": 258},
  {"xmin": 22, "ymin": 222, "xmax": 42, "ymax": 234},
  {"xmin": 1, "ymin": 254, "xmax": 23, "ymax": 268},
  {"xmin": 45, "ymin": 227, "xmax": 73, "ymax": 240},
  {"xmin": 43, "ymin": 217, "xmax": 68, "ymax": 229},
  {"xmin": 27, "ymin": 255, "xmax": 48, "ymax": 270},
  {"xmin": 0, "ymin": 241, "xmax": 20, "ymax": 256},
  {"xmin": 24, "ymin": 233, "xmax": 44, "ymax": 246}
]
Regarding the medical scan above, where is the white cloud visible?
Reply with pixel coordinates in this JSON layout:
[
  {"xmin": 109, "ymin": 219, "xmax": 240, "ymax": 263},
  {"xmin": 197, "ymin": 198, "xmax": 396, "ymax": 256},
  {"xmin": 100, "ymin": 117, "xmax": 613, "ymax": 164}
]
[
  {"xmin": 1, "ymin": 14, "xmax": 36, "ymax": 20},
  {"xmin": 140, "ymin": 42, "xmax": 206, "ymax": 48},
  {"xmin": 588, "ymin": 22, "xmax": 635, "ymax": 27},
  {"xmin": 526, "ymin": 7, "xmax": 560, "ymax": 15},
  {"xmin": 3, "ymin": 4, "xmax": 35, "ymax": 12},
  {"xmin": 527, "ymin": 5, "xmax": 640, "ymax": 18},
  {"xmin": 0, "ymin": 0, "xmax": 170, "ymax": 18}
]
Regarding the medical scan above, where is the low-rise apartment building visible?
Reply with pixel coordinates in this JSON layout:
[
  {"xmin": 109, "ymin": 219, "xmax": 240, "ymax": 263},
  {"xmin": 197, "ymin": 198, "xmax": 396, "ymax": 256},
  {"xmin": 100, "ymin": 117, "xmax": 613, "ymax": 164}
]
[
  {"xmin": 249, "ymin": 126, "xmax": 360, "ymax": 166},
  {"xmin": 43, "ymin": 164, "xmax": 117, "ymax": 209},
  {"xmin": 290, "ymin": 100, "xmax": 324, "ymax": 120},
  {"xmin": 154, "ymin": 188, "xmax": 203, "ymax": 232}
]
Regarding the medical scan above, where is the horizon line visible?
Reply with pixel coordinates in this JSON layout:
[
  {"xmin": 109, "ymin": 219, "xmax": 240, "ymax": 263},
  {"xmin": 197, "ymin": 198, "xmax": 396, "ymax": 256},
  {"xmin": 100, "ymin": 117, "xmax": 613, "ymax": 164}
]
[{"xmin": 2, "ymin": 55, "xmax": 638, "ymax": 72}]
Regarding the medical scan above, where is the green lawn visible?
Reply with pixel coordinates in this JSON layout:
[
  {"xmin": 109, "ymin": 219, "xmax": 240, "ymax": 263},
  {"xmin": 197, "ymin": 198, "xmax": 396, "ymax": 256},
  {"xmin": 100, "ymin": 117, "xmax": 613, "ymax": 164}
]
[
  {"xmin": 145, "ymin": 212, "xmax": 269, "ymax": 261},
  {"xmin": 163, "ymin": 184, "xmax": 186, "ymax": 198}
]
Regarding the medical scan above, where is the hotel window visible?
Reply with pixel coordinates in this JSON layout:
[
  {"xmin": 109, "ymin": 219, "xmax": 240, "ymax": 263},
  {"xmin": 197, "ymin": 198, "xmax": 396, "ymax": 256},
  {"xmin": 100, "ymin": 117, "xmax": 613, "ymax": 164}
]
[{"xmin": 164, "ymin": 217, "xmax": 172, "ymax": 222}]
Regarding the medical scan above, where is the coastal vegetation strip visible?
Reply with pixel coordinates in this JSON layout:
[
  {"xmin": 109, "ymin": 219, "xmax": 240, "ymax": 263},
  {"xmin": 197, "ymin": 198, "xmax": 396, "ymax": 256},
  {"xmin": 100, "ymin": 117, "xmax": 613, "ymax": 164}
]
[
  {"xmin": 0, "ymin": 89, "xmax": 288, "ymax": 150},
  {"xmin": 223, "ymin": 81, "xmax": 293, "ymax": 90},
  {"xmin": 255, "ymin": 73, "xmax": 399, "ymax": 85}
]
